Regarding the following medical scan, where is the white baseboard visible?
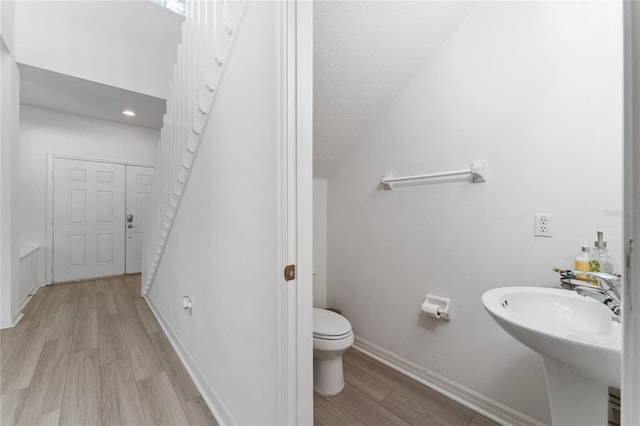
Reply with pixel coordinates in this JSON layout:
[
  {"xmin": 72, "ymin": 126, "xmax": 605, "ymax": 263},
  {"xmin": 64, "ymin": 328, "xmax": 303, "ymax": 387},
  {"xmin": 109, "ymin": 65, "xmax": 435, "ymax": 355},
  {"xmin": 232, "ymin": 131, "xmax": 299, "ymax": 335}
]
[
  {"xmin": 144, "ymin": 295, "xmax": 236, "ymax": 426},
  {"xmin": 0, "ymin": 282, "xmax": 42, "ymax": 329},
  {"xmin": 353, "ymin": 336, "xmax": 547, "ymax": 426},
  {"xmin": 139, "ymin": 298, "xmax": 545, "ymax": 426},
  {"xmin": 19, "ymin": 281, "xmax": 42, "ymax": 311},
  {"xmin": 0, "ymin": 311, "xmax": 23, "ymax": 329}
]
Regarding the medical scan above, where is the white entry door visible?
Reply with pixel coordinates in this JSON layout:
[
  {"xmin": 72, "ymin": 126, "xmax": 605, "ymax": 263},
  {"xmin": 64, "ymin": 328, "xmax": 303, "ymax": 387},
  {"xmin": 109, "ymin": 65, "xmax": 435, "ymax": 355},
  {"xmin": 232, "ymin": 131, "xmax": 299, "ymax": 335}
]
[
  {"xmin": 125, "ymin": 165, "xmax": 154, "ymax": 273},
  {"xmin": 53, "ymin": 158, "xmax": 126, "ymax": 282}
]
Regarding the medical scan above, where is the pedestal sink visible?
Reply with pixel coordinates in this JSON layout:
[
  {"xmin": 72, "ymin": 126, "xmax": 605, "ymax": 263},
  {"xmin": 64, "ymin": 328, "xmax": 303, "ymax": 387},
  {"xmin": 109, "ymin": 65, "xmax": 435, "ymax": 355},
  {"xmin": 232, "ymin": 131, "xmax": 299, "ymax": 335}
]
[{"xmin": 482, "ymin": 287, "xmax": 621, "ymax": 426}]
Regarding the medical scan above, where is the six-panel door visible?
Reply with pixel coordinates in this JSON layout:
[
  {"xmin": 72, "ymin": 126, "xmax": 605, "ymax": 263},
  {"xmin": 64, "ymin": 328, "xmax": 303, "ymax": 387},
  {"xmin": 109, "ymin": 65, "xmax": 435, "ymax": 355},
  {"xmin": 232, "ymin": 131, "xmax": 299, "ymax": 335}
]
[{"xmin": 53, "ymin": 158, "xmax": 126, "ymax": 282}]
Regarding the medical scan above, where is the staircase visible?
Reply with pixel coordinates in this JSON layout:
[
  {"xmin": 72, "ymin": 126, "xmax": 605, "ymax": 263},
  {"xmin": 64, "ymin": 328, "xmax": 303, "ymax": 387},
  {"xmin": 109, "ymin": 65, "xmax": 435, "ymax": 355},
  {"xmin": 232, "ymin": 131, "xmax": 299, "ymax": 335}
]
[{"xmin": 141, "ymin": 0, "xmax": 247, "ymax": 295}]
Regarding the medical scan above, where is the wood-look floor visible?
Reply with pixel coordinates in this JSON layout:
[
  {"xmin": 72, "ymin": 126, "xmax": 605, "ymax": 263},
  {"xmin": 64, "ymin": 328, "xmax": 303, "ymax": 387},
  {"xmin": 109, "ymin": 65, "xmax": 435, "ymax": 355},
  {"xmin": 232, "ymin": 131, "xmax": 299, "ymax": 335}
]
[
  {"xmin": 0, "ymin": 275, "xmax": 217, "ymax": 426},
  {"xmin": 4, "ymin": 274, "xmax": 500, "ymax": 426},
  {"xmin": 314, "ymin": 349, "xmax": 500, "ymax": 426}
]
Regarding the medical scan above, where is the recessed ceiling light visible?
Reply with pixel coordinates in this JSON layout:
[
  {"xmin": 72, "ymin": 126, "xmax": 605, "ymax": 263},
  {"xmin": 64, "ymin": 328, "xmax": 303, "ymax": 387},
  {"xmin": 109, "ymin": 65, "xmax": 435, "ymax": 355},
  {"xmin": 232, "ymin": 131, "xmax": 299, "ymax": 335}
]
[{"xmin": 122, "ymin": 109, "xmax": 136, "ymax": 117}]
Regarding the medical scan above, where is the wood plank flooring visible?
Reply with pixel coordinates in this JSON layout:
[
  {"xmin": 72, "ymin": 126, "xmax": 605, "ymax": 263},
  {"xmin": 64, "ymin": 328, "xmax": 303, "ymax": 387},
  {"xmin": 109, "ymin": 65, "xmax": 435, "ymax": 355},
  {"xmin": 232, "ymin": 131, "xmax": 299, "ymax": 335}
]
[
  {"xmin": 0, "ymin": 275, "xmax": 217, "ymax": 426},
  {"xmin": 314, "ymin": 349, "xmax": 501, "ymax": 426},
  {"xmin": 4, "ymin": 274, "xmax": 502, "ymax": 426}
]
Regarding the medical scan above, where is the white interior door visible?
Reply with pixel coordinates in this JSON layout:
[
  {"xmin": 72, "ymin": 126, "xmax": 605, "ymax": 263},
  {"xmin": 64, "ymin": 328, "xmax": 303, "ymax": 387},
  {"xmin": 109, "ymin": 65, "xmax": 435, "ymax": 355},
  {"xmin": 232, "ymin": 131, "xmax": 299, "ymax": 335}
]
[
  {"xmin": 53, "ymin": 158, "xmax": 126, "ymax": 282},
  {"xmin": 125, "ymin": 165, "xmax": 154, "ymax": 274}
]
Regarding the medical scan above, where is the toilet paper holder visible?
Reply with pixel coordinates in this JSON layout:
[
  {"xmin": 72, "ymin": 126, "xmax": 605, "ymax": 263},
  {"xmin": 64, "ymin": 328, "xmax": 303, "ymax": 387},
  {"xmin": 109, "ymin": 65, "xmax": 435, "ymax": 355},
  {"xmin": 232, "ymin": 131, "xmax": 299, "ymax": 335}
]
[{"xmin": 421, "ymin": 294, "xmax": 451, "ymax": 320}]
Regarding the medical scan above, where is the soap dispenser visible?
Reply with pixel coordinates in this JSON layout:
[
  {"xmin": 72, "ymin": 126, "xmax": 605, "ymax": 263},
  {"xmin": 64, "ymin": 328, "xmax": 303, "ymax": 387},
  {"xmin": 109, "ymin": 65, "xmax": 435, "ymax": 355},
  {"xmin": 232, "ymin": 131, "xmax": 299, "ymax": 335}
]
[{"xmin": 593, "ymin": 231, "xmax": 616, "ymax": 274}]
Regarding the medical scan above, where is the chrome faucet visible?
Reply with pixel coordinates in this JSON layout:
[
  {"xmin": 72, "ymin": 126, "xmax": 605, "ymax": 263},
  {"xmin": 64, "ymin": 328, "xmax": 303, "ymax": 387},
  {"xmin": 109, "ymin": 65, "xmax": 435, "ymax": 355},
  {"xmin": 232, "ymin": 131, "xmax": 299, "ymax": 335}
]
[{"xmin": 554, "ymin": 269, "xmax": 622, "ymax": 316}]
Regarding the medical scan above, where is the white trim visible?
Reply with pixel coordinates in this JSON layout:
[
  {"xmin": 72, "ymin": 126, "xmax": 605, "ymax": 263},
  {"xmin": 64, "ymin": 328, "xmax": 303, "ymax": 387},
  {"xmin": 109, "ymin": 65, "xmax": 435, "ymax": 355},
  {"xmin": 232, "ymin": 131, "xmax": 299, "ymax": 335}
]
[
  {"xmin": 275, "ymin": 1, "xmax": 314, "ymax": 424},
  {"xmin": 45, "ymin": 154, "xmax": 154, "ymax": 284},
  {"xmin": 353, "ymin": 336, "xmax": 546, "ymax": 426},
  {"xmin": 0, "ymin": 280, "xmax": 42, "ymax": 330},
  {"xmin": 18, "ymin": 281, "xmax": 41, "ymax": 314},
  {"xmin": 623, "ymin": 1, "xmax": 640, "ymax": 425},
  {"xmin": 0, "ymin": 311, "xmax": 23, "ymax": 330},
  {"xmin": 294, "ymin": 1, "xmax": 314, "ymax": 424},
  {"xmin": 144, "ymin": 294, "xmax": 236, "ymax": 426},
  {"xmin": 274, "ymin": 0, "xmax": 291, "ymax": 423},
  {"xmin": 276, "ymin": 1, "xmax": 313, "ymax": 425}
]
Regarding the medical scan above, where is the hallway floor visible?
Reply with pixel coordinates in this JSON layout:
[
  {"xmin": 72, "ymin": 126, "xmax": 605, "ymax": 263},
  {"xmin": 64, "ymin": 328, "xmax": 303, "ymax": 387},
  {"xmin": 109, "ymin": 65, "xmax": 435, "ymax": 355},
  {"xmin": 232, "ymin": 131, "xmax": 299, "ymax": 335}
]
[
  {"xmin": 314, "ymin": 348, "xmax": 500, "ymax": 426},
  {"xmin": 0, "ymin": 275, "xmax": 217, "ymax": 426}
]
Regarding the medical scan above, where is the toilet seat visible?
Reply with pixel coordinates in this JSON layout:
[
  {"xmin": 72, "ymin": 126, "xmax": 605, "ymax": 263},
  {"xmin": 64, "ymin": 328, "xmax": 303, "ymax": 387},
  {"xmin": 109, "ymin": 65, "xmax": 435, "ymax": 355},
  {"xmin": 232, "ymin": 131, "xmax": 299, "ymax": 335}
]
[
  {"xmin": 313, "ymin": 308, "xmax": 352, "ymax": 337},
  {"xmin": 313, "ymin": 331, "xmax": 354, "ymax": 352},
  {"xmin": 313, "ymin": 331, "xmax": 352, "ymax": 340}
]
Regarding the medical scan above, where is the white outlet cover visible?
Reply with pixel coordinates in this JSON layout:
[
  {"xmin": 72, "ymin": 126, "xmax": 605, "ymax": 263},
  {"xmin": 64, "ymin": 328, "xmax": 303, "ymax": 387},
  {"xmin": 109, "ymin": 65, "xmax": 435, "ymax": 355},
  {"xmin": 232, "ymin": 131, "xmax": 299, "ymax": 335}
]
[{"xmin": 534, "ymin": 213, "xmax": 553, "ymax": 237}]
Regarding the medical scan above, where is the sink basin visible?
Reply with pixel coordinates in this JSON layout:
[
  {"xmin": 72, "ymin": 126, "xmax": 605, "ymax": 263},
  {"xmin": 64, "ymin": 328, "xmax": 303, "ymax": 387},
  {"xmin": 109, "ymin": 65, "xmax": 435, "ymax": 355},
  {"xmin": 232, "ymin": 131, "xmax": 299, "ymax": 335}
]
[
  {"xmin": 482, "ymin": 287, "xmax": 621, "ymax": 425},
  {"xmin": 482, "ymin": 286, "xmax": 621, "ymax": 386}
]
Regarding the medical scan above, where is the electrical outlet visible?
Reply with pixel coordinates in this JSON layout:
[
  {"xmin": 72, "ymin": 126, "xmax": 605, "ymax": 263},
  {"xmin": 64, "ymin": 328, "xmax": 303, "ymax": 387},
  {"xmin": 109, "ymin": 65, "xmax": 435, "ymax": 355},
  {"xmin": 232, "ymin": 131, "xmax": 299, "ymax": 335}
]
[
  {"xmin": 534, "ymin": 213, "xmax": 553, "ymax": 237},
  {"xmin": 182, "ymin": 296, "xmax": 193, "ymax": 312}
]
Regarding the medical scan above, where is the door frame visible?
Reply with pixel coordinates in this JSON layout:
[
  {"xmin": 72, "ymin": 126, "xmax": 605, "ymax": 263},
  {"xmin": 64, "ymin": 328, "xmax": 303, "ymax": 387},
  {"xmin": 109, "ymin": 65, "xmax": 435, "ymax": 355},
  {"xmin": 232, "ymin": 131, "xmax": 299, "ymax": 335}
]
[
  {"xmin": 623, "ymin": 2, "xmax": 640, "ymax": 424},
  {"xmin": 46, "ymin": 154, "xmax": 154, "ymax": 284},
  {"xmin": 276, "ymin": 0, "xmax": 313, "ymax": 424}
]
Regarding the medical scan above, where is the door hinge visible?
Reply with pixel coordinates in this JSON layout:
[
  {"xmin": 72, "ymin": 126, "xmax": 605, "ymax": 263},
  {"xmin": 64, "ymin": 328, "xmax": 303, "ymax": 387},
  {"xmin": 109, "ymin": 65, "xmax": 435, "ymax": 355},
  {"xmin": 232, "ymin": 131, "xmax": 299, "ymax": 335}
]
[{"xmin": 284, "ymin": 264, "xmax": 296, "ymax": 281}]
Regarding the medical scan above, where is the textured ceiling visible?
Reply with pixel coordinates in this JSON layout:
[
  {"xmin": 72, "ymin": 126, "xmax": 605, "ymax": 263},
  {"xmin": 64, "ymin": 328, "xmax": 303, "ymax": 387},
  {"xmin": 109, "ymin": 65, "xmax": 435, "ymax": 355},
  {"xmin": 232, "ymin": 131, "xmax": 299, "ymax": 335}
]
[
  {"xmin": 20, "ymin": 65, "xmax": 166, "ymax": 129},
  {"xmin": 313, "ymin": 1, "xmax": 475, "ymax": 177}
]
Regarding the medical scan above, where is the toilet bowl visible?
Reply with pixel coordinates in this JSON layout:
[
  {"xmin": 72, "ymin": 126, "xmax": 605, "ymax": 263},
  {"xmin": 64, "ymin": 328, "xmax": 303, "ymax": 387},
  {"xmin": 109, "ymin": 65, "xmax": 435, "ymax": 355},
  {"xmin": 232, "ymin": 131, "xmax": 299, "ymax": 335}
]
[{"xmin": 313, "ymin": 308, "xmax": 354, "ymax": 396}]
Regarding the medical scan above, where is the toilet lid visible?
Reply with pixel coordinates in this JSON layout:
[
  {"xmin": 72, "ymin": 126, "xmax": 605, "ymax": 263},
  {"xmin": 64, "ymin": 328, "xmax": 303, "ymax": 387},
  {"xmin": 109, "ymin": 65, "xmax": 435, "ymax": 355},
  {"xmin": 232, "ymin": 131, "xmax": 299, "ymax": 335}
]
[{"xmin": 313, "ymin": 308, "xmax": 352, "ymax": 338}]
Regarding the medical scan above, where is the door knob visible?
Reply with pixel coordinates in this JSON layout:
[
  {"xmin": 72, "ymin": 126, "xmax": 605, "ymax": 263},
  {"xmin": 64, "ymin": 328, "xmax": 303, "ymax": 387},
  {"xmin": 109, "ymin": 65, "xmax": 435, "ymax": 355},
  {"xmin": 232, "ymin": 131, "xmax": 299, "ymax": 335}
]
[{"xmin": 128, "ymin": 224, "xmax": 134, "ymax": 229}]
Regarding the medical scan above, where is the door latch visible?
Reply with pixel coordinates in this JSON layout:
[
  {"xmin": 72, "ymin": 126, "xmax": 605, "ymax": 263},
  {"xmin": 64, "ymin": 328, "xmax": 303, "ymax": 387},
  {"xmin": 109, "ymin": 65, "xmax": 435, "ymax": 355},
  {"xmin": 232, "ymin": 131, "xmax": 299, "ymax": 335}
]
[
  {"xmin": 284, "ymin": 264, "xmax": 296, "ymax": 281},
  {"xmin": 127, "ymin": 214, "xmax": 133, "ymax": 222}
]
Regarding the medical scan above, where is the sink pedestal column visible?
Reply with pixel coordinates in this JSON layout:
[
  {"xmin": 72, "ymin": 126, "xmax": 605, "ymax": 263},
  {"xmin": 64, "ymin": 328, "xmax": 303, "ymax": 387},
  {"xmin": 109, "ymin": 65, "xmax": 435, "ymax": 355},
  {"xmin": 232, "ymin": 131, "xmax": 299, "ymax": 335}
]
[{"xmin": 543, "ymin": 357, "xmax": 608, "ymax": 426}]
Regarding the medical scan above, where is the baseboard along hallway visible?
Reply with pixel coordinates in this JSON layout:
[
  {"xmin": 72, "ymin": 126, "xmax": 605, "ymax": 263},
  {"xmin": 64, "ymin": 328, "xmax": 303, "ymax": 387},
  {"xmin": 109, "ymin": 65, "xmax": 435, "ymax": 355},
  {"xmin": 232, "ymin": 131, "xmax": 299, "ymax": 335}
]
[{"xmin": 0, "ymin": 275, "xmax": 217, "ymax": 426}]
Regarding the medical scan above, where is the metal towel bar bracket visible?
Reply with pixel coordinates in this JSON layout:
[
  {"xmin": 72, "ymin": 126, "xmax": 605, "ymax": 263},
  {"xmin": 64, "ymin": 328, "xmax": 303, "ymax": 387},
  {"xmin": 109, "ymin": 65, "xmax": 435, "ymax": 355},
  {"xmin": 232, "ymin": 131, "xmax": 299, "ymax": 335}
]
[{"xmin": 381, "ymin": 161, "xmax": 486, "ymax": 190}]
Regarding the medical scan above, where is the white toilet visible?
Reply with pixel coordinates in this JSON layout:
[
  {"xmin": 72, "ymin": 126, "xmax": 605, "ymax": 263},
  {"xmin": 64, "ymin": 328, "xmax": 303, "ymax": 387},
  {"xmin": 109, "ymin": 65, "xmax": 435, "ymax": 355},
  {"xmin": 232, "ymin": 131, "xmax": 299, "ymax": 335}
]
[{"xmin": 313, "ymin": 308, "xmax": 354, "ymax": 396}]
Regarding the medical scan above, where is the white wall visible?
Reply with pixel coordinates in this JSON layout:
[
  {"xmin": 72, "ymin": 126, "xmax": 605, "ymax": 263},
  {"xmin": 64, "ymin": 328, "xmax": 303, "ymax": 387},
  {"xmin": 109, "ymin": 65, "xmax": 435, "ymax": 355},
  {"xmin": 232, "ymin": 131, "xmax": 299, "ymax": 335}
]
[
  {"xmin": 12, "ymin": 1, "xmax": 183, "ymax": 99},
  {"xmin": 313, "ymin": 177, "xmax": 328, "ymax": 308},
  {"xmin": 19, "ymin": 106, "xmax": 159, "ymax": 285},
  {"xmin": 148, "ymin": 3, "xmax": 282, "ymax": 424},
  {"xmin": 327, "ymin": 2, "xmax": 623, "ymax": 424},
  {"xmin": 0, "ymin": 38, "xmax": 21, "ymax": 327},
  {"xmin": 0, "ymin": 0, "xmax": 16, "ymax": 53}
]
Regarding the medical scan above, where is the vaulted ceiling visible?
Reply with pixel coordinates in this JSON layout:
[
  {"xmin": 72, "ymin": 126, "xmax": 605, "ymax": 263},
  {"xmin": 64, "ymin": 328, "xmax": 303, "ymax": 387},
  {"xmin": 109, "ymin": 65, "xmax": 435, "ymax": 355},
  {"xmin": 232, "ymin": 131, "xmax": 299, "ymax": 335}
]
[{"xmin": 313, "ymin": 1, "xmax": 475, "ymax": 177}]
